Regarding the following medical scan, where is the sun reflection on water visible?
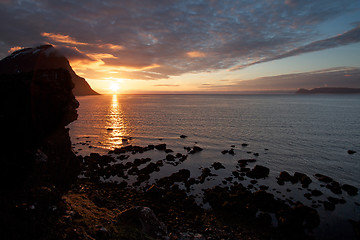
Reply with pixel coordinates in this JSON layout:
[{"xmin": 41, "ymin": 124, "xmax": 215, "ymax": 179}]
[{"xmin": 106, "ymin": 94, "xmax": 129, "ymax": 149}]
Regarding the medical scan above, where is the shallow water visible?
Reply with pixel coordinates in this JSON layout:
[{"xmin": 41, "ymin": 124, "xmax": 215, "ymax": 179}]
[{"xmin": 69, "ymin": 94, "xmax": 360, "ymax": 239}]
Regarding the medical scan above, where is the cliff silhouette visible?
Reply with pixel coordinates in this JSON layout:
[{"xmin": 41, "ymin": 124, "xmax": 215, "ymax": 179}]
[{"xmin": 0, "ymin": 45, "xmax": 98, "ymax": 96}]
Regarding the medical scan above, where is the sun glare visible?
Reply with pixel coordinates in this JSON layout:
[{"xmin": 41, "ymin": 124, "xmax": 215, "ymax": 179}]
[{"xmin": 109, "ymin": 82, "xmax": 120, "ymax": 92}]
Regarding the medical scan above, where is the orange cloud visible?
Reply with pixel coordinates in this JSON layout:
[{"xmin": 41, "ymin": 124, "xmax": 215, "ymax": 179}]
[
  {"xmin": 186, "ymin": 51, "xmax": 206, "ymax": 58},
  {"xmin": 8, "ymin": 46, "xmax": 24, "ymax": 53},
  {"xmin": 41, "ymin": 32, "xmax": 89, "ymax": 45},
  {"xmin": 100, "ymin": 43, "xmax": 124, "ymax": 51},
  {"xmin": 42, "ymin": 32, "xmax": 124, "ymax": 51}
]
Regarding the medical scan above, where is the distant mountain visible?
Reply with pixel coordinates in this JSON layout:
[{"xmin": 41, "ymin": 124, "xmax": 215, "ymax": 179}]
[
  {"xmin": 0, "ymin": 45, "xmax": 98, "ymax": 96},
  {"xmin": 296, "ymin": 87, "xmax": 360, "ymax": 94}
]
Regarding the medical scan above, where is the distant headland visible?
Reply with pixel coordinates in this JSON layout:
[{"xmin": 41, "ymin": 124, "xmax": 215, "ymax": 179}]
[{"xmin": 296, "ymin": 87, "xmax": 360, "ymax": 94}]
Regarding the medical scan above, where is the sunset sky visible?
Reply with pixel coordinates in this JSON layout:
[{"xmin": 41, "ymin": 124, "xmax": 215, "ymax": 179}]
[{"xmin": 1, "ymin": 0, "xmax": 360, "ymax": 94}]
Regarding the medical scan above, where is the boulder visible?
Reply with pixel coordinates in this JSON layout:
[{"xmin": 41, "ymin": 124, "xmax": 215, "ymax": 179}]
[
  {"xmin": 117, "ymin": 206, "xmax": 168, "ymax": 239},
  {"xmin": 347, "ymin": 150, "xmax": 356, "ymax": 154},
  {"xmin": 212, "ymin": 162, "xmax": 225, "ymax": 170},
  {"xmin": 246, "ymin": 165, "xmax": 270, "ymax": 179},
  {"xmin": 189, "ymin": 146, "xmax": 203, "ymax": 154},
  {"xmin": 323, "ymin": 201, "xmax": 335, "ymax": 211},
  {"xmin": 314, "ymin": 173, "xmax": 333, "ymax": 183},
  {"xmin": 155, "ymin": 144, "xmax": 167, "ymax": 151},
  {"xmin": 277, "ymin": 204, "xmax": 320, "ymax": 229},
  {"xmin": 279, "ymin": 171, "xmax": 292, "ymax": 182},
  {"xmin": 342, "ymin": 184, "xmax": 358, "ymax": 196},
  {"xmin": 326, "ymin": 181, "xmax": 342, "ymax": 195}
]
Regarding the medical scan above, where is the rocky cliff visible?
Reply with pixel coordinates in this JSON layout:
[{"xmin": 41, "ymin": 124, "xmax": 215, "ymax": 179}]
[
  {"xmin": 0, "ymin": 68, "xmax": 81, "ymax": 239},
  {"xmin": 0, "ymin": 45, "xmax": 98, "ymax": 96}
]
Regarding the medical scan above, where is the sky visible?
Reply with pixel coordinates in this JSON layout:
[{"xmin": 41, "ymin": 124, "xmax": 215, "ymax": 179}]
[{"xmin": 0, "ymin": 0, "xmax": 360, "ymax": 94}]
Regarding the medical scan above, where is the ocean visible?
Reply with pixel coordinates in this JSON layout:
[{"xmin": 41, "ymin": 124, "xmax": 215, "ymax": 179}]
[{"xmin": 69, "ymin": 94, "xmax": 360, "ymax": 238}]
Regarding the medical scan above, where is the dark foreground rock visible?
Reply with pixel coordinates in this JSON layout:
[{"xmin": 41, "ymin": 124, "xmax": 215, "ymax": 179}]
[
  {"xmin": 117, "ymin": 206, "xmax": 168, "ymax": 239},
  {"xmin": 0, "ymin": 68, "xmax": 81, "ymax": 239}
]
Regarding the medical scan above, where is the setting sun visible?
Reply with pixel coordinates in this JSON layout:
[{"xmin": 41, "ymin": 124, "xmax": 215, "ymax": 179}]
[{"xmin": 109, "ymin": 82, "xmax": 120, "ymax": 92}]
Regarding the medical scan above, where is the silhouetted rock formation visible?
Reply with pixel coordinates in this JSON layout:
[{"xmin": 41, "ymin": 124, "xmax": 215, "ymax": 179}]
[
  {"xmin": 296, "ymin": 87, "xmax": 360, "ymax": 94},
  {"xmin": 0, "ymin": 68, "xmax": 81, "ymax": 239},
  {"xmin": 0, "ymin": 45, "xmax": 98, "ymax": 95}
]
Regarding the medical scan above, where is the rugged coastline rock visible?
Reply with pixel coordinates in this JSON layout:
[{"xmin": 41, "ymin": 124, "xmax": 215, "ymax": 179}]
[
  {"xmin": 0, "ymin": 68, "xmax": 81, "ymax": 239},
  {"xmin": 0, "ymin": 45, "xmax": 98, "ymax": 96}
]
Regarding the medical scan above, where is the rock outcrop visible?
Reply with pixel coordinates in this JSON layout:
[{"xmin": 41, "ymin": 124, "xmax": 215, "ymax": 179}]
[
  {"xmin": 0, "ymin": 45, "xmax": 98, "ymax": 95},
  {"xmin": 0, "ymin": 68, "xmax": 81, "ymax": 239}
]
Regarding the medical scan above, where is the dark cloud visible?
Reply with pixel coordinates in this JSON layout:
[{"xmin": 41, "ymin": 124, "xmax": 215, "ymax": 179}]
[
  {"xmin": 0, "ymin": 0, "xmax": 359, "ymax": 80},
  {"xmin": 231, "ymin": 26, "xmax": 360, "ymax": 70}
]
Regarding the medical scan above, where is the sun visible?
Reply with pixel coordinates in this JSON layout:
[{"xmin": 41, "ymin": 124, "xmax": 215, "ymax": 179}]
[{"xmin": 109, "ymin": 82, "xmax": 120, "ymax": 92}]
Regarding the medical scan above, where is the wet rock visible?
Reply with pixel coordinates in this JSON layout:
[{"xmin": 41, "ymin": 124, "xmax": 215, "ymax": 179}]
[
  {"xmin": 164, "ymin": 149, "xmax": 173, "ymax": 154},
  {"xmin": 311, "ymin": 189, "xmax": 323, "ymax": 196},
  {"xmin": 133, "ymin": 158, "xmax": 151, "ymax": 167},
  {"xmin": 237, "ymin": 159, "xmax": 256, "ymax": 168},
  {"xmin": 347, "ymin": 150, "xmax": 356, "ymax": 154},
  {"xmin": 304, "ymin": 193, "xmax": 312, "ymax": 200},
  {"xmin": 225, "ymin": 177, "xmax": 233, "ymax": 182},
  {"xmin": 166, "ymin": 154, "xmax": 175, "ymax": 161},
  {"xmin": 326, "ymin": 181, "xmax": 342, "ymax": 195},
  {"xmin": 240, "ymin": 167, "xmax": 250, "ymax": 172},
  {"xmin": 342, "ymin": 184, "xmax": 358, "ymax": 196},
  {"xmin": 180, "ymin": 135, "xmax": 187, "ymax": 138},
  {"xmin": 212, "ymin": 162, "xmax": 225, "ymax": 170},
  {"xmin": 252, "ymin": 190, "xmax": 283, "ymax": 212},
  {"xmin": 277, "ymin": 179, "xmax": 285, "ymax": 186},
  {"xmin": 279, "ymin": 171, "xmax": 292, "ymax": 182},
  {"xmin": 185, "ymin": 177, "xmax": 197, "ymax": 190},
  {"xmin": 327, "ymin": 197, "xmax": 345, "ymax": 205},
  {"xmin": 277, "ymin": 204, "xmax": 320, "ymax": 230},
  {"xmin": 117, "ymin": 206, "xmax": 168, "ymax": 239},
  {"xmin": 155, "ymin": 144, "xmax": 167, "ymax": 151},
  {"xmin": 314, "ymin": 173, "xmax": 333, "ymax": 183},
  {"xmin": 157, "ymin": 169, "xmax": 191, "ymax": 188},
  {"xmin": 250, "ymin": 180, "xmax": 258, "ymax": 184},
  {"xmin": 198, "ymin": 168, "xmax": 217, "ymax": 183},
  {"xmin": 246, "ymin": 165, "xmax": 270, "ymax": 179},
  {"xmin": 221, "ymin": 150, "xmax": 229, "ymax": 154},
  {"xmin": 136, "ymin": 173, "xmax": 150, "ymax": 183},
  {"xmin": 189, "ymin": 146, "xmax": 203, "ymax": 154},
  {"xmin": 128, "ymin": 167, "xmax": 139, "ymax": 175},
  {"xmin": 117, "ymin": 154, "xmax": 130, "ymax": 160},
  {"xmin": 323, "ymin": 201, "xmax": 335, "ymax": 211},
  {"xmin": 232, "ymin": 171, "xmax": 240, "ymax": 178},
  {"xmin": 294, "ymin": 173, "xmax": 312, "ymax": 188}
]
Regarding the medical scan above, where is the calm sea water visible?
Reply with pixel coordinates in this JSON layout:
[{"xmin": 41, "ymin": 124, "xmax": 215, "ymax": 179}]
[{"xmin": 69, "ymin": 94, "xmax": 360, "ymax": 238}]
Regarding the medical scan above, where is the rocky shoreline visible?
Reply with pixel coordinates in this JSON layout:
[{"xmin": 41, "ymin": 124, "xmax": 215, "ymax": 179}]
[{"xmin": 53, "ymin": 141, "xmax": 359, "ymax": 240}]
